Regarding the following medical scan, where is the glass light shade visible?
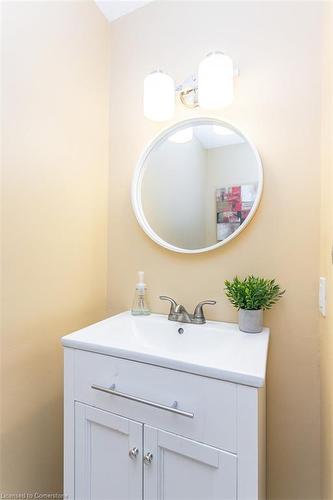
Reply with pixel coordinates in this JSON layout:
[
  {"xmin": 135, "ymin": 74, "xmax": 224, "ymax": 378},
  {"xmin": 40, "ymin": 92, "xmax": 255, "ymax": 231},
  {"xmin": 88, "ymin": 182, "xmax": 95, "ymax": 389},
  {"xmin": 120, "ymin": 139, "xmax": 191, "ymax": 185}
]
[
  {"xmin": 144, "ymin": 71, "xmax": 175, "ymax": 122},
  {"xmin": 198, "ymin": 52, "xmax": 234, "ymax": 110},
  {"xmin": 169, "ymin": 127, "xmax": 193, "ymax": 144}
]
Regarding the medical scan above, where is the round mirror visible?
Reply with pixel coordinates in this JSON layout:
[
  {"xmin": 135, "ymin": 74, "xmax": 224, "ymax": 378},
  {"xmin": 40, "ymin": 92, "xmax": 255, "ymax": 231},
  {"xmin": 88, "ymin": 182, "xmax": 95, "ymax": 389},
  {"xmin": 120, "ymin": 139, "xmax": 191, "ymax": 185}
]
[{"xmin": 132, "ymin": 118, "xmax": 263, "ymax": 253}]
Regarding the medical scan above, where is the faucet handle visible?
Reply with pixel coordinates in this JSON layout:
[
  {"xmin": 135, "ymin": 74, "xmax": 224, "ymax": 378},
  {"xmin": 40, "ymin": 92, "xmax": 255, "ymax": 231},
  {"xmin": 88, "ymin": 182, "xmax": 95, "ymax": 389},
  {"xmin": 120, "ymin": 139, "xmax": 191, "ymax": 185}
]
[
  {"xmin": 193, "ymin": 300, "xmax": 217, "ymax": 324},
  {"xmin": 159, "ymin": 296, "xmax": 178, "ymax": 314}
]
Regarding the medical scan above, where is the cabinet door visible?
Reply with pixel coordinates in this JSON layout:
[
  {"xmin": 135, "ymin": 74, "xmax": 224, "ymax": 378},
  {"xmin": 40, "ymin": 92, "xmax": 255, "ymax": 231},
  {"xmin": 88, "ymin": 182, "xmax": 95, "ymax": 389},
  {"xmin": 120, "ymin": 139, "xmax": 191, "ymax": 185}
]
[
  {"xmin": 144, "ymin": 426, "xmax": 237, "ymax": 500},
  {"xmin": 75, "ymin": 402, "xmax": 142, "ymax": 500}
]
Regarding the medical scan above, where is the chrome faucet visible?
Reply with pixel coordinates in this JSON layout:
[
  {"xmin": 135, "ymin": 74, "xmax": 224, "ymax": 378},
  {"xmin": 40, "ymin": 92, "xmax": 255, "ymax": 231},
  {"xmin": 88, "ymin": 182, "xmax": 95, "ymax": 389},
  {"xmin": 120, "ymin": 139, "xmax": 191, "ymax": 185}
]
[{"xmin": 160, "ymin": 296, "xmax": 216, "ymax": 325}]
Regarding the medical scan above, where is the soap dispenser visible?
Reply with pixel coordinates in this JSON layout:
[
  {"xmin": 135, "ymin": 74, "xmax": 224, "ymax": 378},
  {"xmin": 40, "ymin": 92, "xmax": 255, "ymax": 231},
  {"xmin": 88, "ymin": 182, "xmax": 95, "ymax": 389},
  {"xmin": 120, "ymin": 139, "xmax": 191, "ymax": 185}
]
[{"xmin": 131, "ymin": 271, "xmax": 151, "ymax": 316}]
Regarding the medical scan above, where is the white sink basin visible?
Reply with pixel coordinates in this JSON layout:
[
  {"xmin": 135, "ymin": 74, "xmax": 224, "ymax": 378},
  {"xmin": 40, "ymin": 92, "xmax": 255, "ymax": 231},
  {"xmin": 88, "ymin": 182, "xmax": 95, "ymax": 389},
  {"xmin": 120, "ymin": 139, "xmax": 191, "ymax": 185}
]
[{"xmin": 62, "ymin": 311, "xmax": 269, "ymax": 387}]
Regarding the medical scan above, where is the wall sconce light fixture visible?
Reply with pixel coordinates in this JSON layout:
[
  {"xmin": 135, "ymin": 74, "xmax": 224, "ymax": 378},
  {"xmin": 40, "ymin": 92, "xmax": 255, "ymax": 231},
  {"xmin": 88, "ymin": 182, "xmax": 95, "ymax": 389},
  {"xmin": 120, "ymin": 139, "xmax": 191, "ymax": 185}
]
[{"xmin": 143, "ymin": 52, "xmax": 238, "ymax": 122}]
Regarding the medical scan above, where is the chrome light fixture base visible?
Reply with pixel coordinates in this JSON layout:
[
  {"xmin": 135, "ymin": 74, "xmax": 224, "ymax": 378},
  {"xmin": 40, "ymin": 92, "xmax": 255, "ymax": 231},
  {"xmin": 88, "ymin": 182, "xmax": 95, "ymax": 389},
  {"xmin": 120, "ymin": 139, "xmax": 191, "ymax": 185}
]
[{"xmin": 177, "ymin": 74, "xmax": 199, "ymax": 109}]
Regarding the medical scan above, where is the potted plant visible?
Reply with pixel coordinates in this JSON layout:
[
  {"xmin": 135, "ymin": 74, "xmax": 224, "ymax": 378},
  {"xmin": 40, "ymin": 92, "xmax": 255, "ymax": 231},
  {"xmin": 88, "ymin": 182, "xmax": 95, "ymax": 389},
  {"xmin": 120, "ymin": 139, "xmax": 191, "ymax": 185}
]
[{"xmin": 224, "ymin": 275, "xmax": 285, "ymax": 333}]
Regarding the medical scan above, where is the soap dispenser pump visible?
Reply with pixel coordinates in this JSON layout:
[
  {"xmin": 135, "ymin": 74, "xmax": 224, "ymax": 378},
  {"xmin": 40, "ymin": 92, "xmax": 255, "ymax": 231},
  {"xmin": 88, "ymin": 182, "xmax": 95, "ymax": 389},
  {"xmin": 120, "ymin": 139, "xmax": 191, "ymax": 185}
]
[{"xmin": 131, "ymin": 271, "xmax": 151, "ymax": 316}]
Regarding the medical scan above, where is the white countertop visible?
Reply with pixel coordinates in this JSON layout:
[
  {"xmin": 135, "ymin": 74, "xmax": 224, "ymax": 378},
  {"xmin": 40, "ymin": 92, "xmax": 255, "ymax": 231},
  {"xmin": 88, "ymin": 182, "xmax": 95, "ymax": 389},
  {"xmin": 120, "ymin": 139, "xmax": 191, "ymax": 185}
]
[{"xmin": 62, "ymin": 311, "xmax": 269, "ymax": 387}]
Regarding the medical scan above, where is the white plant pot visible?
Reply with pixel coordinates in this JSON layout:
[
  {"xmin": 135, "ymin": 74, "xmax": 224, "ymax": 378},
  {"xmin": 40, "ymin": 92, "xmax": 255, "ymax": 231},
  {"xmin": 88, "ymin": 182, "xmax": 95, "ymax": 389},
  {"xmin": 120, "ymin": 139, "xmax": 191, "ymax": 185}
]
[{"xmin": 239, "ymin": 308, "xmax": 263, "ymax": 334}]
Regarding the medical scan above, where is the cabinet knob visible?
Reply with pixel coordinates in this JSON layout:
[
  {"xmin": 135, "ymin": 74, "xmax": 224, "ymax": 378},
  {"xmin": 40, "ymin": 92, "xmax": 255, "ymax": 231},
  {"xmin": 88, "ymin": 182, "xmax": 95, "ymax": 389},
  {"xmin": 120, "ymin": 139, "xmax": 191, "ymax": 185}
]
[
  {"xmin": 129, "ymin": 447, "xmax": 139, "ymax": 459},
  {"xmin": 144, "ymin": 452, "xmax": 153, "ymax": 465}
]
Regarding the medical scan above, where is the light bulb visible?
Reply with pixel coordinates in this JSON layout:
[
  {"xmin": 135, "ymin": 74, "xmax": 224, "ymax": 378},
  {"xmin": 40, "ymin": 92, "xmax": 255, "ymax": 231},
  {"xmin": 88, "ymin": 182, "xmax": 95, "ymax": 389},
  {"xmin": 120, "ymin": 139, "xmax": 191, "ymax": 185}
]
[
  {"xmin": 144, "ymin": 71, "xmax": 175, "ymax": 122},
  {"xmin": 198, "ymin": 52, "xmax": 234, "ymax": 110},
  {"xmin": 169, "ymin": 128, "xmax": 193, "ymax": 144}
]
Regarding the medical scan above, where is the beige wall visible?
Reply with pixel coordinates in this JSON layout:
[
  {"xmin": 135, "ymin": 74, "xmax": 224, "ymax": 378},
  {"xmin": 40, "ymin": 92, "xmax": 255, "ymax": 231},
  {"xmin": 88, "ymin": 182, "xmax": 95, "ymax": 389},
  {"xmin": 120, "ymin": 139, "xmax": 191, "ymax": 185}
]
[
  {"xmin": 108, "ymin": 2, "xmax": 323, "ymax": 499},
  {"xmin": 1, "ymin": 0, "xmax": 109, "ymax": 493},
  {"xmin": 320, "ymin": 2, "xmax": 333, "ymax": 498}
]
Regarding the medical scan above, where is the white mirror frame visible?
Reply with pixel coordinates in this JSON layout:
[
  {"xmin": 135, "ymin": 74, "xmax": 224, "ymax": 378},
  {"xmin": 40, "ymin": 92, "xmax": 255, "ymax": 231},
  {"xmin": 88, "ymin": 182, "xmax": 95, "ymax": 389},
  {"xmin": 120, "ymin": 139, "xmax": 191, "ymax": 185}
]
[{"xmin": 131, "ymin": 117, "xmax": 263, "ymax": 254}]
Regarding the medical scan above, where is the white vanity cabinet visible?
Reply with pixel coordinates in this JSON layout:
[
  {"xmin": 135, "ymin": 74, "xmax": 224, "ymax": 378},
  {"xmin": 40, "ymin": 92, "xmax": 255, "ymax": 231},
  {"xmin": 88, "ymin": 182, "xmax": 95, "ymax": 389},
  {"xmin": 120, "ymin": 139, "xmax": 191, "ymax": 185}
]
[
  {"xmin": 143, "ymin": 426, "xmax": 237, "ymax": 500},
  {"xmin": 63, "ymin": 312, "xmax": 268, "ymax": 500},
  {"xmin": 64, "ymin": 351, "xmax": 266, "ymax": 500},
  {"xmin": 74, "ymin": 402, "xmax": 236, "ymax": 500},
  {"xmin": 75, "ymin": 403, "xmax": 142, "ymax": 500}
]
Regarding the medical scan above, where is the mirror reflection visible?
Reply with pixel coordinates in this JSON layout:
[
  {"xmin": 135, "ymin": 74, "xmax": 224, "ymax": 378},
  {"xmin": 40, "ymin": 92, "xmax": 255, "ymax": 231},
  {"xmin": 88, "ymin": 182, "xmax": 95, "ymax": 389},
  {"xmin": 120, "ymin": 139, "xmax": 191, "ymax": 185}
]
[{"xmin": 140, "ymin": 122, "xmax": 261, "ymax": 251}]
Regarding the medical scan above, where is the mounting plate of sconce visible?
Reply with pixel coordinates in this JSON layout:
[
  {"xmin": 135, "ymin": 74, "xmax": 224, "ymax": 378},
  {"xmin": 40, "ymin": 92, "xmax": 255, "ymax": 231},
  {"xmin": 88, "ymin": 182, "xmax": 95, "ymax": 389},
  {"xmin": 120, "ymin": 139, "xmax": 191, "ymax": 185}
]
[
  {"xmin": 144, "ymin": 52, "xmax": 239, "ymax": 122},
  {"xmin": 177, "ymin": 75, "xmax": 199, "ymax": 109}
]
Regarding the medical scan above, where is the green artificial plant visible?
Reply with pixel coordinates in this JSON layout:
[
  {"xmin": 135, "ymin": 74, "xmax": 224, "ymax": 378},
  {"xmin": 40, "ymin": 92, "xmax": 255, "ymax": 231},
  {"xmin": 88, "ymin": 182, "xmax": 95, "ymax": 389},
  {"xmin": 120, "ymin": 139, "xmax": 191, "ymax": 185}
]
[{"xmin": 224, "ymin": 275, "xmax": 285, "ymax": 311}]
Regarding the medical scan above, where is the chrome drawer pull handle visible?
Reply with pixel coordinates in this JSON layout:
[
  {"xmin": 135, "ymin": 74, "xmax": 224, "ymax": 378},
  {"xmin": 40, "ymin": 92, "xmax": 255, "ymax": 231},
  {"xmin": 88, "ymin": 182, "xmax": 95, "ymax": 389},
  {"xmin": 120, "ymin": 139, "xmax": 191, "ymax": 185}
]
[
  {"xmin": 91, "ymin": 384, "xmax": 194, "ymax": 419},
  {"xmin": 129, "ymin": 447, "xmax": 139, "ymax": 459},
  {"xmin": 144, "ymin": 452, "xmax": 153, "ymax": 465}
]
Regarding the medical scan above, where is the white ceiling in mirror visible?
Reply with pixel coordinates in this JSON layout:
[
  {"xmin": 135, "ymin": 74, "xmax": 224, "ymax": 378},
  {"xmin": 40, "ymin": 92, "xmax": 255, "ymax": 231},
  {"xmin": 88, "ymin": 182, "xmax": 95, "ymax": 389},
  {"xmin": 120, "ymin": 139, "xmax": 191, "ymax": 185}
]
[
  {"xmin": 95, "ymin": 0, "xmax": 153, "ymax": 22},
  {"xmin": 169, "ymin": 128, "xmax": 194, "ymax": 144},
  {"xmin": 168, "ymin": 126, "xmax": 244, "ymax": 148},
  {"xmin": 194, "ymin": 125, "xmax": 245, "ymax": 149}
]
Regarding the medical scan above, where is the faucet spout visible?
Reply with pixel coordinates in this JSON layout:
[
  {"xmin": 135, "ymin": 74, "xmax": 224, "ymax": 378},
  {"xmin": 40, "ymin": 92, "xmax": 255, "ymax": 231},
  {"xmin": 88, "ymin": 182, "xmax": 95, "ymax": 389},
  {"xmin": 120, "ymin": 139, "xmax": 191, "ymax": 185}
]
[{"xmin": 174, "ymin": 304, "xmax": 192, "ymax": 324}]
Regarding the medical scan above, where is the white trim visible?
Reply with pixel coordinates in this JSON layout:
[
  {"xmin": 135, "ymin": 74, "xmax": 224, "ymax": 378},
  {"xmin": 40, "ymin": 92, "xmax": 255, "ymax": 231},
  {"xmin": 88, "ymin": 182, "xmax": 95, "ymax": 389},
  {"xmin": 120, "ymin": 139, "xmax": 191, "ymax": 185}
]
[
  {"xmin": 131, "ymin": 117, "xmax": 263, "ymax": 254},
  {"xmin": 64, "ymin": 348, "xmax": 75, "ymax": 500}
]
